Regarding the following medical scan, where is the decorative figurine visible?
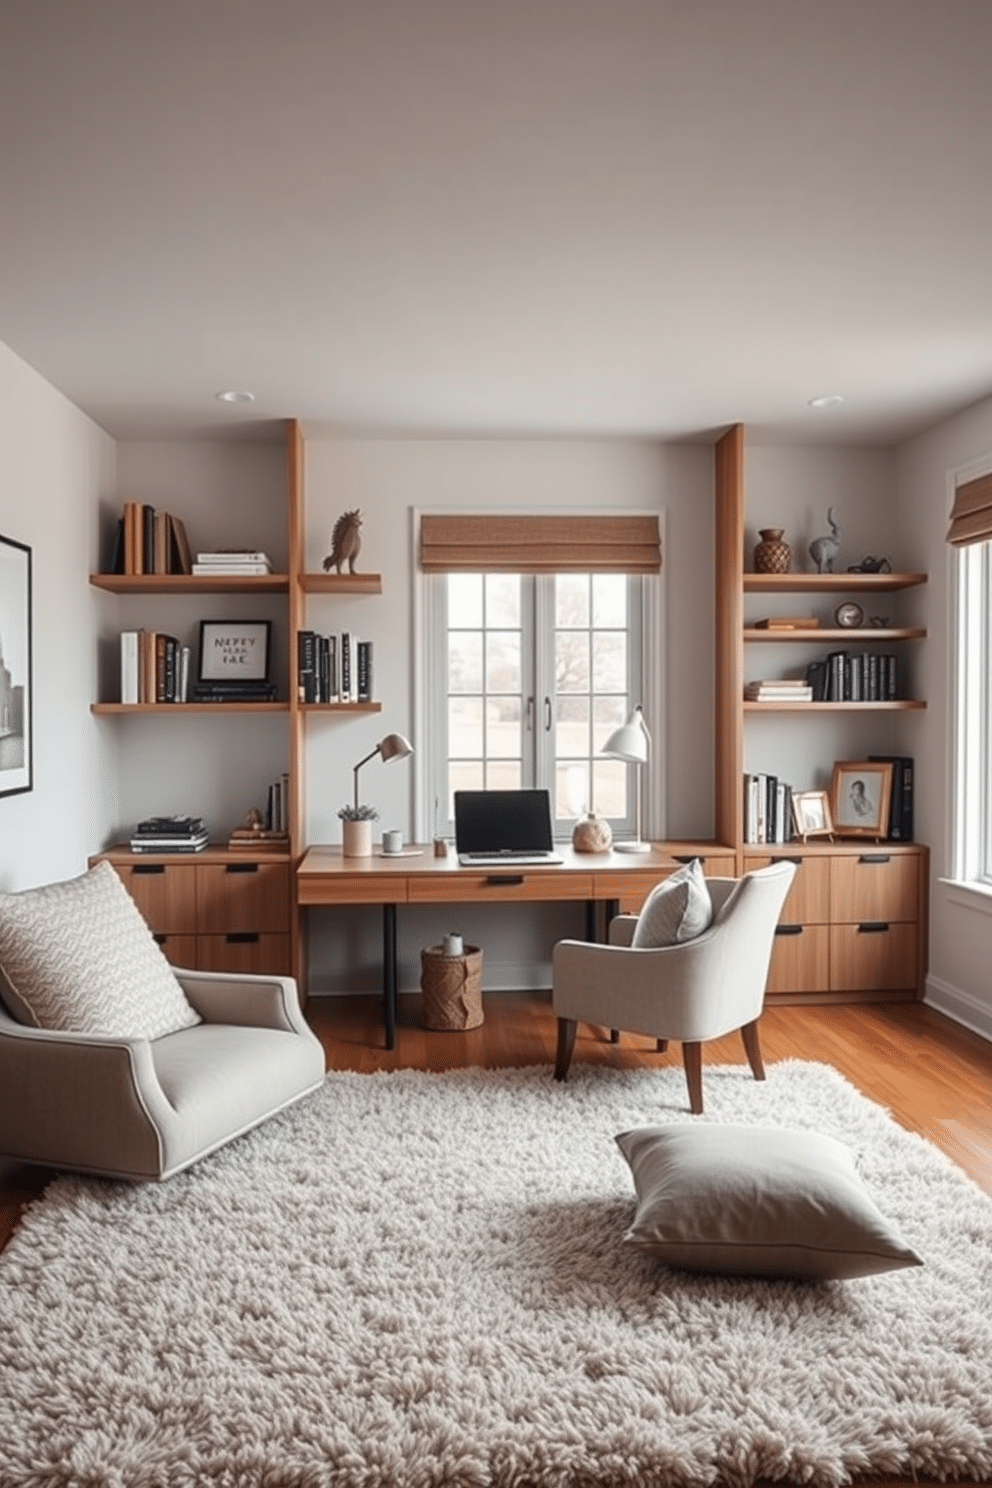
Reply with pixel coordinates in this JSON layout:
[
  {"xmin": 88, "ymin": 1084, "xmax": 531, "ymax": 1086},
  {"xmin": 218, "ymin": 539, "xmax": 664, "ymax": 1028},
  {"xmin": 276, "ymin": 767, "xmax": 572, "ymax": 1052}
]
[
  {"xmin": 808, "ymin": 508, "xmax": 841, "ymax": 573},
  {"xmin": 847, "ymin": 555, "xmax": 892, "ymax": 573},
  {"xmin": 322, "ymin": 509, "xmax": 363, "ymax": 574}
]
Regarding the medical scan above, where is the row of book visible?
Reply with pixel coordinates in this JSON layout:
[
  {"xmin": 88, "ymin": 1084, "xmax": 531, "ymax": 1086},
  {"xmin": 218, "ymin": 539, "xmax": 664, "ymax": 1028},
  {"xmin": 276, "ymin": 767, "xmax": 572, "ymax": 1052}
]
[
  {"xmin": 121, "ymin": 630, "xmax": 191, "ymax": 704},
  {"xmin": 806, "ymin": 652, "xmax": 898, "ymax": 702},
  {"xmin": 868, "ymin": 754, "xmax": 915, "ymax": 841},
  {"xmin": 112, "ymin": 504, "xmax": 194, "ymax": 576},
  {"xmin": 297, "ymin": 632, "xmax": 373, "ymax": 703},
  {"xmin": 743, "ymin": 773, "xmax": 795, "ymax": 844},
  {"xmin": 130, "ymin": 815, "xmax": 209, "ymax": 853},
  {"xmin": 266, "ymin": 773, "xmax": 292, "ymax": 834}
]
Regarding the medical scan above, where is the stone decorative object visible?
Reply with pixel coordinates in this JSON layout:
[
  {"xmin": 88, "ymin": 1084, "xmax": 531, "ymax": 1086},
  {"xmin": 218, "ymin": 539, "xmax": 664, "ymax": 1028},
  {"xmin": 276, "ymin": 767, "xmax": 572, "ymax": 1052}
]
[
  {"xmin": 571, "ymin": 812, "xmax": 613, "ymax": 853},
  {"xmin": 322, "ymin": 509, "xmax": 363, "ymax": 573},
  {"xmin": 809, "ymin": 509, "xmax": 841, "ymax": 573},
  {"xmin": 753, "ymin": 528, "xmax": 791, "ymax": 574}
]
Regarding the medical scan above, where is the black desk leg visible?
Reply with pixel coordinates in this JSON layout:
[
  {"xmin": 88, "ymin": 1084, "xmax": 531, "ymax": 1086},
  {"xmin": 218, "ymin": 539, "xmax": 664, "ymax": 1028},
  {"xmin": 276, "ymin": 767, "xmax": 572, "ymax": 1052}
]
[
  {"xmin": 584, "ymin": 899, "xmax": 597, "ymax": 941},
  {"xmin": 383, "ymin": 903, "xmax": 397, "ymax": 1050}
]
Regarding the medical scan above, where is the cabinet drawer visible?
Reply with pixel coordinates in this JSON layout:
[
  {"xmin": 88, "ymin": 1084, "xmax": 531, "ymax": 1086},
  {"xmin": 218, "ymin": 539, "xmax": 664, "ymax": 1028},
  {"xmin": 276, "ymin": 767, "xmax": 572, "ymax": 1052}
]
[
  {"xmin": 196, "ymin": 862, "xmax": 290, "ymax": 933},
  {"xmin": 196, "ymin": 932, "xmax": 291, "ymax": 975},
  {"xmin": 766, "ymin": 922, "xmax": 830, "ymax": 995},
  {"xmin": 829, "ymin": 921, "xmax": 918, "ymax": 992},
  {"xmin": 410, "ymin": 872, "xmax": 594, "ymax": 904},
  {"xmin": 114, "ymin": 862, "xmax": 197, "ymax": 934},
  {"xmin": 830, "ymin": 853, "xmax": 919, "ymax": 923},
  {"xmin": 748, "ymin": 854, "xmax": 830, "ymax": 925},
  {"xmin": 150, "ymin": 932, "xmax": 198, "ymax": 969}
]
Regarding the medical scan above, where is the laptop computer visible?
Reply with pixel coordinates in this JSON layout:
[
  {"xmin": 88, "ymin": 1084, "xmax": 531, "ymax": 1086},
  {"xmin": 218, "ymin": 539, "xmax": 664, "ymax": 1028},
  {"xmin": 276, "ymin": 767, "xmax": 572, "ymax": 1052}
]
[{"xmin": 455, "ymin": 788, "xmax": 563, "ymax": 866}]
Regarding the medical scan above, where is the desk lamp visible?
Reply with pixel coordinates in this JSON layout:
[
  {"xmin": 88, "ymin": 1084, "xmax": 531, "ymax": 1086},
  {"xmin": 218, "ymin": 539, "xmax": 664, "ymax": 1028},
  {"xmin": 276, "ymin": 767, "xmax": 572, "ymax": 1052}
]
[
  {"xmin": 353, "ymin": 733, "xmax": 414, "ymax": 812},
  {"xmin": 600, "ymin": 705, "xmax": 651, "ymax": 853}
]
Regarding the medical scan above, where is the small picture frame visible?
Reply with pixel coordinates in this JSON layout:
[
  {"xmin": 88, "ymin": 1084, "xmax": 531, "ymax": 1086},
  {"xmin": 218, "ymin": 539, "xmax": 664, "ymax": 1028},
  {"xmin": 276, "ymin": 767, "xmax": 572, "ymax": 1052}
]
[
  {"xmin": 790, "ymin": 789, "xmax": 833, "ymax": 841},
  {"xmin": 829, "ymin": 759, "xmax": 893, "ymax": 839},
  {"xmin": 198, "ymin": 619, "xmax": 271, "ymax": 684}
]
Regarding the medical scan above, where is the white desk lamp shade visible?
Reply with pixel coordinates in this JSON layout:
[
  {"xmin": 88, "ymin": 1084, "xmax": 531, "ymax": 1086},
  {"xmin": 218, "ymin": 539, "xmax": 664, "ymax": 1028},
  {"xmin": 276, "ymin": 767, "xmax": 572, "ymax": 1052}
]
[
  {"xmin": 600, "ymin": 706, "xmax": 651, "ymax": 853},
  {"xmin": 353, "ymin": 733, "xmax": 414, "ymax": 810}
]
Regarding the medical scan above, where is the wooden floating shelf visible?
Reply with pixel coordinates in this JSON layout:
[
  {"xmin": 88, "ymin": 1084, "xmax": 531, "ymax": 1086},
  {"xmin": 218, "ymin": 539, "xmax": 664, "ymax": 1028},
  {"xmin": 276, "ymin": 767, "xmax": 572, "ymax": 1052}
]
[
  {"xmin": 744, "ymin": 627, "xmax": 927, "ymax": 642},
  {"xmin": 90, "ymin": 573, "xmax": 290, "ymax": 594},
  {"xmin": 298, "ymin": 573, "xmax": 382, "ymax": 595},
  {"xmin": 92, "ymin": 702, "xmax": 289, "ymax": 714},
  {"xmin": 297, "ymin": 701, "xmax": 382, "ymax": 713},
  {"xmin": 743, "ymin": 572, "xmax": 927, "ymax": 594},
  {"xmin": 743, "ymin": 699, "xmax": 926, "ymax": 712}
]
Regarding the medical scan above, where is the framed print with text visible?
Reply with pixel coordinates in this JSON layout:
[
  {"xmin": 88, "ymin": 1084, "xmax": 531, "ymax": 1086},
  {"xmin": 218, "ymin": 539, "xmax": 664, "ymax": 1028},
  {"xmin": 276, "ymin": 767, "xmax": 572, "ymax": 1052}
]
[{"xmin": 0, "ymin": 533, "xmax": 33, "ymax": 798}]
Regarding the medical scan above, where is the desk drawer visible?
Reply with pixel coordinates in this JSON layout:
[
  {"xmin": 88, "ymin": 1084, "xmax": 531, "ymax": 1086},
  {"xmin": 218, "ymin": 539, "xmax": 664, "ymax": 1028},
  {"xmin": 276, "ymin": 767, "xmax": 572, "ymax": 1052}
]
[
  {"xmin": 409, "ymin": 871, "xmax": 595, "ymax": 903},
  {"xmin": 297, "ymin": 873, "xmax": 409, "ymax": 905}
]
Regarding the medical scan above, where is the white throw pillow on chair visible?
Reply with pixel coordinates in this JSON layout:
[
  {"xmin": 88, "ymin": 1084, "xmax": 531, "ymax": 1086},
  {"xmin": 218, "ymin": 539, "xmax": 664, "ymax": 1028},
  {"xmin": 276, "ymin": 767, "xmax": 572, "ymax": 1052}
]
[{"xmin": 631, "ymin": 858, "xmax": 712, "ymax": 948}]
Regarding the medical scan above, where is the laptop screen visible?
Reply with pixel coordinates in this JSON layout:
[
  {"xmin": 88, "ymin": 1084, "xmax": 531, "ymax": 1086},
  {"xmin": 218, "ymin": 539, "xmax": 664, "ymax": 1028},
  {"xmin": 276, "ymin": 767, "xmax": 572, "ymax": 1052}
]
[{"xmin": 454, "ymin": 789, "xmax": 555, "ymax": 855}]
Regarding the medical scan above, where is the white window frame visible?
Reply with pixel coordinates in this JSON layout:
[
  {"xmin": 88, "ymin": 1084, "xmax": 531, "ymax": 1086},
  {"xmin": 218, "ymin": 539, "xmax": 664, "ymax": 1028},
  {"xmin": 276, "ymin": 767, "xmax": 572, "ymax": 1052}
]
[
  {"xmin": 412, "ymin": 511, "xmax": 665, "ymax": 845},
  {"xmin": 950, "ymin": 505, "xmax": 992, "ymax": 895}
]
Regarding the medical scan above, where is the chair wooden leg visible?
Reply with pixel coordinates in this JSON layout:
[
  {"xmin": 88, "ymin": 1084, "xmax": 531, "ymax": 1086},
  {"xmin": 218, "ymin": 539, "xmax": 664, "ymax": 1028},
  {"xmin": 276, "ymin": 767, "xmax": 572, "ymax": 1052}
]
[
  {"xmin": 741, "ymin": 1019, "xmax": 766, "ymax": 1082},
  {"xmin": 555, "ymin": 1018, "xmax": 577, "ymax": 1081},
  {"xmin": 682, "ymin": 1041, "xmax": 703, "ymax": 1114},
  {"xmin": 656, "ymin": 1038, "xmax": 668, "ymax": 1053},
  {"xmin": 610, "ymin": 1028, "xmax": 620, "ymax": 1044}
]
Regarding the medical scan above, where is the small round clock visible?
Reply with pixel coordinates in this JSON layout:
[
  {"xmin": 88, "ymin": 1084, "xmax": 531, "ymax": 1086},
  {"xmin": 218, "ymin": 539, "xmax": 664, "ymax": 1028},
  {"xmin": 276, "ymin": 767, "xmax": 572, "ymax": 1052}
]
[{"xmin": 834, "ymin": 601, "xmax": 864, "ymax": 629}]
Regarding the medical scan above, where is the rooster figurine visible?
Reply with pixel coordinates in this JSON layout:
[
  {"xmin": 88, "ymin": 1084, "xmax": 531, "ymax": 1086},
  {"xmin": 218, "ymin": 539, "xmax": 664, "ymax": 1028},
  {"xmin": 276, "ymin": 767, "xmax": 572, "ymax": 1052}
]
[{"xmin": 322, "ymin": 509, "xmax": 363, "ymax": 574}]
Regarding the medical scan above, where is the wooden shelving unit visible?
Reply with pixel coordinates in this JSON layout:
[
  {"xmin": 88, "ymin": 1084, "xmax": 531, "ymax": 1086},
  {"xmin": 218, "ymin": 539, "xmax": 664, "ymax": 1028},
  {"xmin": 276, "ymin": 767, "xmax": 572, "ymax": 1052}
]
[{"xmin": 89, "ymin": 572, "xmax": 290, "ymax": 594}]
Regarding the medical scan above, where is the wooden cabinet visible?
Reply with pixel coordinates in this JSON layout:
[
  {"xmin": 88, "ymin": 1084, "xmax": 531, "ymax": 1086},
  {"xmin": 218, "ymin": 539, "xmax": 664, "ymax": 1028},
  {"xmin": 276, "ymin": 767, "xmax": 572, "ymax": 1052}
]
[{"xmin": 94, "ymin": 850, "xmax": 291, "ymax": 976}]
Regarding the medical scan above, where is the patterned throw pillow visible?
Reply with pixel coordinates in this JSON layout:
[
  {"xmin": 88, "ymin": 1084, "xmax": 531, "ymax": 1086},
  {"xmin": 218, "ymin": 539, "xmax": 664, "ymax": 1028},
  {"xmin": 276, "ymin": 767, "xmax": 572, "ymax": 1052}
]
[
  {"xmin": 0, "ymin": 861, "xmax": 200, "ymax": 1040},
  {"xmin": 631, "ymin": 857, "xmax": 713, "ymax": 947}
]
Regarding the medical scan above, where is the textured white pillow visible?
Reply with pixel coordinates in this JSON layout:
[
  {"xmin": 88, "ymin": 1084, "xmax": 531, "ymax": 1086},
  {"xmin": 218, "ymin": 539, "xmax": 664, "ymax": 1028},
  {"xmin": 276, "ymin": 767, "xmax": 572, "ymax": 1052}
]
[
  {"xmin": 0, "ymin": 861, "xmax": 200, "ymax": 1040},
  {"xmin": 615, "ymin": 1123, "xmax": 924, "ymax": 1281},
  {"xmin": 631, "ymin": 858, "xmax": 712, "ymax": 947}
]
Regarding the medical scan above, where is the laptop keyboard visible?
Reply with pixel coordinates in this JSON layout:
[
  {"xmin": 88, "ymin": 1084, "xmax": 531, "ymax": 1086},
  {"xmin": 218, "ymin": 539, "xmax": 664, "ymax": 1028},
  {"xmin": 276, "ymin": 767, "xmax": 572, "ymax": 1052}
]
[{"xmin": 458, "ymin": 850, "xmax": 564, "ymax": 866}]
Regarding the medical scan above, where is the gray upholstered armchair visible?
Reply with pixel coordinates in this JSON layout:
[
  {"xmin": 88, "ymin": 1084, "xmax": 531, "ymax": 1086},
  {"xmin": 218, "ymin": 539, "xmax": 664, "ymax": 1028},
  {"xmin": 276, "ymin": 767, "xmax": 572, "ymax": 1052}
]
[
  {"xmin": 552, "ymin": 861, "xmax": 796, "ymax": 1113},
  {"xmin": 0, "ymin": 967, "xmax": 326, "ymax": 1181}
]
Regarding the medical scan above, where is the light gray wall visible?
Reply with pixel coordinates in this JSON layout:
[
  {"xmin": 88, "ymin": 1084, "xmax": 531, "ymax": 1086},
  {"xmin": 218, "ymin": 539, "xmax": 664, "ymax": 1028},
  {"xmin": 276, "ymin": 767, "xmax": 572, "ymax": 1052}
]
[
  {"xmin": 895, "ymin": 391, "xmax": 992, "ymax": 1041},
  {"xmin": 0, "ymin": 340, "xmax": 117, "ymax": 891}
]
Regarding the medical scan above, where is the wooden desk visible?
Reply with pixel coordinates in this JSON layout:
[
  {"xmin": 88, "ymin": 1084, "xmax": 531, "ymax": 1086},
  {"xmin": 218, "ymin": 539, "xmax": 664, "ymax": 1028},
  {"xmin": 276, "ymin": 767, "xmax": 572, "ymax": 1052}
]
[{"xmin": 297, "ymin": 842, "xmax": 735, "ymax": 1047}]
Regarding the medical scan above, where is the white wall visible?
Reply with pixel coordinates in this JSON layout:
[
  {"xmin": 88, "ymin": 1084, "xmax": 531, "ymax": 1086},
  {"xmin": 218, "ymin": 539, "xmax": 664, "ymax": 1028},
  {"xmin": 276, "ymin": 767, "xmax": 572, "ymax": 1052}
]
[
  {"xmin": 896, "ymin": 391, "xmax": 992, "ymax": 1041},
  {"xmin": 0, "ymin": 341, "xmax": 117, "ymax": 891}
]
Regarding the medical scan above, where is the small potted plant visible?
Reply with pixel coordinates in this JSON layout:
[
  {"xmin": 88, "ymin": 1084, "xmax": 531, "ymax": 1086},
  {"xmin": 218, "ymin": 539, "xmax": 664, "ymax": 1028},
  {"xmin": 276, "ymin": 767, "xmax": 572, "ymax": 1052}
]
[{"xmin": 338, "ymin": 802, "xmax": 378, "ymax": 857}]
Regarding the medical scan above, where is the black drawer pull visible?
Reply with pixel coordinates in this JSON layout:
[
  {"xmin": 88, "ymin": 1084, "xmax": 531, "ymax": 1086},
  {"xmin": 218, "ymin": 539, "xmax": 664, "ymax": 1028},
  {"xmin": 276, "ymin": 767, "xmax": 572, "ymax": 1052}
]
[
  {"xmin": 775, "ymin": 924, "xmax": 803, "ymax": 936},
  {"xmin": 485, "ymin": 874, "xmax": 525, "ymax": 885},
  {"xmin": 859, "ymin": 854, "xmax": 890, "ymax": 864},
  {"xmin": 858, "ymin": 921, "xmax": 890, "ymax": 934},
  {"xmin": 673, "ymin": 854, "xmax": 706, "ymax": 865},
  {"xmin": 153, "ymin": 932, "xmax": 167, "ymax": 943},
  {"xmin": 225, "ymin": 862, "xmax": 259, "ymax": 874},
  {"xmin": 226, "ymin": 932, "xmax": 260, "ymax": 944},
  {"xmin": 133, "ymin": 863, "xmax": 165, "ymax": 875}
]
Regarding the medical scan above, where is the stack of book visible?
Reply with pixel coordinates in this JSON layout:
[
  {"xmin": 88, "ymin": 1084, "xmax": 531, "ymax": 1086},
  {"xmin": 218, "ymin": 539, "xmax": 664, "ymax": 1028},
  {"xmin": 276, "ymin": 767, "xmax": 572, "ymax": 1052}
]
[
  {"xmin": 744, "ymin": 679, "xmax": 814, "ymax": 702},
  {"xmin": 297, "ymin": 631, "xmax": 373, "ymax": 703},
  {"xmin": 112, "ymin": 504, "xmax": 193, "ymax": 575},
  {"xmin": 121, "ymin": 630, "xmax": 191, "ymax": 704},
  {"xmin": 130, "ymin": 816, "xmax": 209, "ymax": 853},
  {"xmin": 190, "ymin": 678, "xmax": 277, "ymax": 702},
  {"xmin": 191, "ymin": 550, "xmax": 273, "ymax": 576},
  {"xmin": 753, "ymin": 616, "xmax": 819, "ymax": 631}
]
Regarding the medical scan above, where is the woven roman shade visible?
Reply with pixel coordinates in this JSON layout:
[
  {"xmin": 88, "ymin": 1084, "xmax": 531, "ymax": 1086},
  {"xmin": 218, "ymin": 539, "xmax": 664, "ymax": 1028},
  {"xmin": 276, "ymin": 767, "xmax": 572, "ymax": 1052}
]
[
  {"xmin": 947, "ymin": 473, "xmax": 992, "ymax": 547},
  {"xmin": 419, "ymin": 514, "xmax": 662, "ymax": 573}
]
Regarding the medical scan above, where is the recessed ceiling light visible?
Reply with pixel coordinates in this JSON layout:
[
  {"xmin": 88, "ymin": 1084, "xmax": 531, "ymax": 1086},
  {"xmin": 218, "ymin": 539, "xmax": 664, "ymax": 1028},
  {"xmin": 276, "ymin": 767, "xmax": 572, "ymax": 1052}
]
[
  {"xmin": 808, "ymin": 393, "xmax": 844, "ymax": 409},
  {"xmin": 215, "ymin": 389, "xmax": 255, "ymax": 404}
]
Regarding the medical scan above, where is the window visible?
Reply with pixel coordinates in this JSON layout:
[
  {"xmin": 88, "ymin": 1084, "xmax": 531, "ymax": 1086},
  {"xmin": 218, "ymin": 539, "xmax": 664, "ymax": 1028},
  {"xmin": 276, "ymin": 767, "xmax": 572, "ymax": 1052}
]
[
  {"xmin": 422, "ymin": 571, "xmax": 649, "ymax": 839},
  {"xmin": 952, "ymin": 536, "xmax": 992, "ymax": 887}
]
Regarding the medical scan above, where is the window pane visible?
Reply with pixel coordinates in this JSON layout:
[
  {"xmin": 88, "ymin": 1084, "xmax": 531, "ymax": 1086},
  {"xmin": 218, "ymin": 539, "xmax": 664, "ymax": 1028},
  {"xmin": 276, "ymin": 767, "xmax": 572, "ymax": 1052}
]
[
  {"xmin": 555, "ymin": 574, "xmax": 589, "ymax": 628},
  {"xmin": 556, "ymin": 630, "xmax": 590, "ymax": 693},
  {"xmin": 556, "ymin": 761, "xmax": 590, "ymax": 819},
  {"xmin": 556, "ymin": 694, "xmax": 589, "ymax": 756},
  {"xmin": 592, "ymin": 758, "xmax": 627, "ymax": 818},
  {"xmin": 449, "ymin": 760, "xmax": 483, "ymax": 811},
  {"xmin": 486, "ymin": 574, "xmax": 520, "ymax": 628},
  {"xmin": 592, "ymin": 631, "xmax": 626, "ymax": 692},
  {"xmin": 486, "ymin": 760, "xmax": 521, "ymax": 790},
  {"xmin": 448, "ymin": 696, "xmax": 483, "ymax": 757},
  {"xmin": 486, "ymin": 631, "xmax": 521, "ymax": 692},
  {"xmin": 448, "ymin": 573, "xmax": 482, "ymax": 628},
  {"xmin": 486, "ymin": 696, "xmax": 521, "ymax": 758},
  {"xmin": 448, "ymin": 632, "xmax": 482, "ymax": 692},
  {"xmin": 593, "ymin": 694, "xmax": 626, "ymax": 748},
  {"xmin": 592, "ymin": 574, "xmax": 627, "ymax": 627}
]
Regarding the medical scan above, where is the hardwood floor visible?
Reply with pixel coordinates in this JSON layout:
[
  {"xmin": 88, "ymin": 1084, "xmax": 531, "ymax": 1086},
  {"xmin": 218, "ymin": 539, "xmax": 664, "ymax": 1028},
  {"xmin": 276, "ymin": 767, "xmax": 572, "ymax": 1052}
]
[{"xmin": 2, "ymin": 992, "xmax": 991, "ymax": 1488}]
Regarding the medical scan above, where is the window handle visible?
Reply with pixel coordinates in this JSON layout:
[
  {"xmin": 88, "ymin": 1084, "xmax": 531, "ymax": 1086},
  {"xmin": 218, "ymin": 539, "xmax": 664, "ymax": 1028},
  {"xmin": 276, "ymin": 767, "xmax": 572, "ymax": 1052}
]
[
  {"xmin": 526, "ymin": 696, "xmax": 535, "ymax": 732},
  {"xmin": 544, "ymin": 696, "xmax": 552, "ymax": 732}
]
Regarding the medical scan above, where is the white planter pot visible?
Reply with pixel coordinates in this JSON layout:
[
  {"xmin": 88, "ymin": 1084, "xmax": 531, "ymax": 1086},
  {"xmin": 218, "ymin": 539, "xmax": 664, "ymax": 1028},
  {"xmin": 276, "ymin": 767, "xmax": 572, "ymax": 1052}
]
[{"xmin": 342, "ymin": 819, "xmax": 373, "ymax": 857}]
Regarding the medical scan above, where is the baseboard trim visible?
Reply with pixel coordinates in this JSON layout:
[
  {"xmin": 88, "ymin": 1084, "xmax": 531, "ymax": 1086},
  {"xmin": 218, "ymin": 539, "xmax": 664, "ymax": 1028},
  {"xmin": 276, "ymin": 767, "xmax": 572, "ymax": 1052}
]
[{"xmin": 924, "ymin": 974, "xmax": 992, "ymax": 1044}]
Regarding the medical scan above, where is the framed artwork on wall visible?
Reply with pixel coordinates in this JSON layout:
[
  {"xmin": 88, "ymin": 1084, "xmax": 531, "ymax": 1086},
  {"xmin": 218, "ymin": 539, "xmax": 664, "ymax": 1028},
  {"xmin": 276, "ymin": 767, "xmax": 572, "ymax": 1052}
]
[
  {"xmin": 829, "ymin": 759, "xmax": 893, "ymax": 839},
  {"xmin": 0, "ymin": 532, "xmax": 33, "ymax": 798}
]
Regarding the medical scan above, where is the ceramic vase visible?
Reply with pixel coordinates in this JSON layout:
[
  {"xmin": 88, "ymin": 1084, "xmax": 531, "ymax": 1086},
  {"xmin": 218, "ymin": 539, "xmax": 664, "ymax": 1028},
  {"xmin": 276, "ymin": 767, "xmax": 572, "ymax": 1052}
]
[
  {"xmin": 571, "ymin": 811, "xmax": 613, "ymax": 853},
  {"xmin": 342, "ymin": 819, "xmax": 373, "ymax": 857},
  {"xmin": 754, "ymin": 527, "xmax": 791, "ymax": 574}
]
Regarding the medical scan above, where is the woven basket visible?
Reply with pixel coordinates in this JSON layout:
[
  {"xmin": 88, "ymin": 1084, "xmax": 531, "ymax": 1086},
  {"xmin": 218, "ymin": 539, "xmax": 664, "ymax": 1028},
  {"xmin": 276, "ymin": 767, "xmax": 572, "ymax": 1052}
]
[{"xmin": 420, "ymin": 944, "xmax": 484, "ymax": 1030}]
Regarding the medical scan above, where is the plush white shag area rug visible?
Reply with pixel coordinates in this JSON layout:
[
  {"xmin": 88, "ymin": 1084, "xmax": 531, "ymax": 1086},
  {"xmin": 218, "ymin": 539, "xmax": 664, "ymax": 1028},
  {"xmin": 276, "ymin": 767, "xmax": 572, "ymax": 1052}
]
[{"xmin": 2, "ymin": 1059, "xmax": 992, "ymax": 1488}]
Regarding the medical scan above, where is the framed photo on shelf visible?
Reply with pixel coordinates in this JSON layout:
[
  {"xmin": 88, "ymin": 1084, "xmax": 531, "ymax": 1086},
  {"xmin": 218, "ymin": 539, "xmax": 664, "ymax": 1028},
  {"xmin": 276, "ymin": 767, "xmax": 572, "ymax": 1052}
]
[
  {"xmin": 198, "ymin": 619, "xmax": 271, "ymax": 683},
  {"xmin": 790, "ymin": 789, "xmax": 833, "ymax": 841},
  {"xmin": 829, "ymin": 759, "xmax": 893, "ymax": 838},
  {"xmin": 0, "ymin": 532, "xmax": 33, "ymax": 798}
]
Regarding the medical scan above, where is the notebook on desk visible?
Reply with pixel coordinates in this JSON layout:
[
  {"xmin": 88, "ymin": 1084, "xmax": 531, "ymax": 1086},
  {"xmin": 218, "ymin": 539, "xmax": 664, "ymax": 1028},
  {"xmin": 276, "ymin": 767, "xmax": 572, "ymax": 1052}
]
[{"xmin": 455, "ymin": 788, "xmax": 564, "ymax": 866}]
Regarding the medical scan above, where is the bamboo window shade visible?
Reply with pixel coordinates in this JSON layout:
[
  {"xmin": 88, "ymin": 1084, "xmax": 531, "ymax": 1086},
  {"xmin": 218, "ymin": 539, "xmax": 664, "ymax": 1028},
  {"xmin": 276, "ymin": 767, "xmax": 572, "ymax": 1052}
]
[
  {"xmin": 947, "ymin": 472, "xmax": 992, "ymax": 547},
  {"xmin": 419, "ymin": 514, "xmax": 662, "ymax": 574}
]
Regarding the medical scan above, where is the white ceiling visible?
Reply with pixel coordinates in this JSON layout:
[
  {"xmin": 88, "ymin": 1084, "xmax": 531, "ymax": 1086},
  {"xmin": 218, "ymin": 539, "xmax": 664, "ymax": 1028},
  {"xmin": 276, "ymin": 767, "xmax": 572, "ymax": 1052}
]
[{"xmin": 1, "ymin": 0, "xmax": 991, "ymax": 446}]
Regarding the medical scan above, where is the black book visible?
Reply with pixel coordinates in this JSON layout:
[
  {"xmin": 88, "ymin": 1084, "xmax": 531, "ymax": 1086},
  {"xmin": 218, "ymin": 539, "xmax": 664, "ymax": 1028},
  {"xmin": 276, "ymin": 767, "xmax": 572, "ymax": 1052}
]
[
  {"xmin": 142, "ymin": 504, "xmax": 155, "ymax": 574},
  {"xmin": 357, "ymin": 640, "xmax": 373, "ymax": 703},
  {"xmin": 869, "ymin": 755, "xmax": 914, "ymax": 840},
  {"xmin": 297, "ymin": 630, "xmax": 317, "ymax": 703},
  {"xmin": 318, "ymin": 635, "xmax": 330, "ymax": 703},
  {"xmin": 109, "ymin": 517, "xmax": 125, "ymax": 574},
  {"xmin": 805, "ymin": 659, "xmax": 827, "ymax": 702}
]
